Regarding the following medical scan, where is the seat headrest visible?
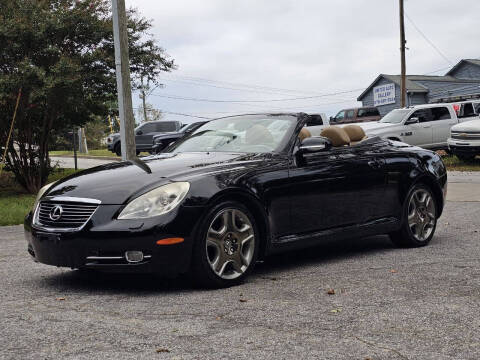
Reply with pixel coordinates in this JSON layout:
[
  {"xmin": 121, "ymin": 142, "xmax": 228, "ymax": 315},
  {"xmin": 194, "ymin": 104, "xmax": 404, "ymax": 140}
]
[
  {"xmin": 245, "ymin": 124, "xmax": 274, "ymax": 145},
  {"xmin": 343, "ymin": 125, "xmax": 366, "ymax": 142},
  {"xmin": 298, "ymin": 127, "xmax": 312, "ymax": 142},
  {"xmin": 319, "ymin": 126, "xmax": 350, "ymax": 147}
]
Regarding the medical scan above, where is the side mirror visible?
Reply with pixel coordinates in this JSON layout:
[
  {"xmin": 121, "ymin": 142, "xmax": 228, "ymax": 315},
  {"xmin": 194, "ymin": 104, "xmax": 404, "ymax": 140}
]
[
  {"xmin": 136, "ymin": 130, "xmax": 143, "ymax": 135},
  {"xmin": 405, "ymin": 117, "xmax": 419, "ymax": 125},
  {"xmin": 298, "ymin": 136, "xmax": 332, "ymax": 154}
]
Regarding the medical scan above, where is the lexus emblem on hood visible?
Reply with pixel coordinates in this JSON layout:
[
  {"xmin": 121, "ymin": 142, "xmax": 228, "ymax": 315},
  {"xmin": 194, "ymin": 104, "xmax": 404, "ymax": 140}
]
[{"xmin": 49, "ymin": 205, "xmax": 63, "ymax": 221}]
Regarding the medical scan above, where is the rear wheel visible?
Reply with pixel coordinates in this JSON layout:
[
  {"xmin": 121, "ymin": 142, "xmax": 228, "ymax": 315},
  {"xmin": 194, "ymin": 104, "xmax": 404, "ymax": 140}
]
[
  {"xmin": 390, "ymin": 184, "xmax": 437, "ymax": 247},
  {"xmin": 189, "ymin": 201, "xmax": 259, "ymax": 288}
]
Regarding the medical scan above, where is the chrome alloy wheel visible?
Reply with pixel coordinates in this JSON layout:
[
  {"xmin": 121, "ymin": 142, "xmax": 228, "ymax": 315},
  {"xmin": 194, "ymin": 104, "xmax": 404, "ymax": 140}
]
[
  {"xmin": 205, "ymin": 208, "xmax": 255, "ymax": 280},
  {"xmin": 407, "ymin": 189, "xmax": 436, "ymax": 241}
]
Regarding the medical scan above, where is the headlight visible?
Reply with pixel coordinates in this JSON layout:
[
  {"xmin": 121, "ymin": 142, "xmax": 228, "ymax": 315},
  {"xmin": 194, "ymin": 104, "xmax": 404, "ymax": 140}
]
[
  {"xmin": 33, "ymin": 182, "xmax": 54, "ymax": 211},
  {"xmin": 118, "ymin": 182, "xmax": 190, "ymax": 219}
]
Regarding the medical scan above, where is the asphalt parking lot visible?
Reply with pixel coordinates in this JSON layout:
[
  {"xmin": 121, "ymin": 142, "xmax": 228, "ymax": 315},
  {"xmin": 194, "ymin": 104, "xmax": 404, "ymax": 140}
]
[{"xmin": 1, "ymin": 198, "xmax": 479, "ymax": 360}]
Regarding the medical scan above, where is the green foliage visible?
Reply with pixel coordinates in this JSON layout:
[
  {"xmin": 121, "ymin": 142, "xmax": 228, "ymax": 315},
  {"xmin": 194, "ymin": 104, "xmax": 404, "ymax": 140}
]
[
  {"xmin": 0, "ymin": 167, "xmax": 80, "ymax": 226},
  {"xmin": 0, "ymin": 0, "xmax": 176, "ymax": 193}
]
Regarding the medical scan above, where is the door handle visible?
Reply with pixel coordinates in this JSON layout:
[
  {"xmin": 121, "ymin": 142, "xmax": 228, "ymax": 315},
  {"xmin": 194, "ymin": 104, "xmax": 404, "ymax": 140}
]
[{"xmin": 422, "ymin": 125, "xmax": 431, "ymax": 128}]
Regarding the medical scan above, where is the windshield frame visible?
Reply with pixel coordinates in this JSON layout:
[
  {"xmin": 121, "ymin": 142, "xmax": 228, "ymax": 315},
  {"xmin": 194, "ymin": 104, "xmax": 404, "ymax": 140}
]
[{"xmin": 164, "ymin": 114, "xmax": 300, "ymax": 155}]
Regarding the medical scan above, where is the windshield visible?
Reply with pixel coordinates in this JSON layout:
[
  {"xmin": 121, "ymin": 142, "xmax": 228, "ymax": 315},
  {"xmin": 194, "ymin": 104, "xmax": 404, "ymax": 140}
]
[
  {"xmin": 379, "ymin": 109, "xmax": 411, "ymax": 124},
  {"xmin": 167, "ymin": 115, "xmax": 297, "ymax": 153}
]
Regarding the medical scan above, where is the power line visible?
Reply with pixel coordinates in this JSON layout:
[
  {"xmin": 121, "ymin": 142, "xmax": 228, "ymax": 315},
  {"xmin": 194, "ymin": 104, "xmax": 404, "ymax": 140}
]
[
  {"xmin": 149, "ymin": 88, "xmax": 364, "ymax": 103},
  {"xmin": 159, "ymin": 77, "xmax": 315, "ymax": 97},
  {"xmin": 162, "ymin": 111, "xmax": 212, "ymax": 120},
  {"xmin": 405, "ymin": 12, "xmax": 453, "ymax": 66},
  {"xmin": 164, "ymin": 74, "xmax": 327, "ymax": 96}
]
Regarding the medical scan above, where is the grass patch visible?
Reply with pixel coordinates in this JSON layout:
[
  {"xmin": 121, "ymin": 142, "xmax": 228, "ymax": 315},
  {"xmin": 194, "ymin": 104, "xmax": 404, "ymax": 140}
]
[
  {"xmin": 0, "ymin": 168, "xmax": 81, "ymax": 226},
  {"xmin": 441, "ymin": 154, "xmax": 480, "ymax": 171}
]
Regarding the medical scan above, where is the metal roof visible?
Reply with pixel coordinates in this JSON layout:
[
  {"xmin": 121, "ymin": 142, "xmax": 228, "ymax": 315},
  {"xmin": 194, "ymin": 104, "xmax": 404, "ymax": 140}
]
[
  {"xmin": 446, "ymin": 59, "xmax": 480, "ymax": 76},
  {"xmin": 357, "ymin": 73, "xmax": 480, "ymax": 101}
]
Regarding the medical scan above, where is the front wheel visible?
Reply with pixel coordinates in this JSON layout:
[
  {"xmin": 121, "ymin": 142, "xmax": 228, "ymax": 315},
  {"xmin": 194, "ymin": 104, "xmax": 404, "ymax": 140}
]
[
  {"xmin": 390, "ymin": 184, "xmax": 437, "ymax": 247},
  {"xmin": 189, "ymin": 201, "xmax": 259, "ymax": 288}
]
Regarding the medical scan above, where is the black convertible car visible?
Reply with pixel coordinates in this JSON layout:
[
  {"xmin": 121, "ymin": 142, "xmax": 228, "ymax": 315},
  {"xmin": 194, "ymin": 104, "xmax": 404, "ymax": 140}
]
[{"xmin": 25, "ymin": 113, "xmax": 447, "ymax": 287}]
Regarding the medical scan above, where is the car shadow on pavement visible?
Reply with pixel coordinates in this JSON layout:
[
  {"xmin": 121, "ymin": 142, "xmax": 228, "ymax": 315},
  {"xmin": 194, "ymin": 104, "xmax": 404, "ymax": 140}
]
[
  {"xmin": 40, "ymin": 235, "xmax": 396, "ymax": 293},
  {"xmin": 253, "ymin": 234, "xmax": 395, "ymax": 277}
]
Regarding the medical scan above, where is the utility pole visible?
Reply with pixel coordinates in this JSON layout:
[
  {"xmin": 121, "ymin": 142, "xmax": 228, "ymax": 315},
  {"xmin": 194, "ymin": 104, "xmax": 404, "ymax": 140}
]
[
  {"xmin": 140, "ymin": 77, "xmax": 149, "ymax": 122},
  {"xmin": 112, "ymin": 0, "xmax": 136, "ymax": 160},
  {"xmin": 399, "ymin": 0, "xmax": 406, "ymax": 107}
]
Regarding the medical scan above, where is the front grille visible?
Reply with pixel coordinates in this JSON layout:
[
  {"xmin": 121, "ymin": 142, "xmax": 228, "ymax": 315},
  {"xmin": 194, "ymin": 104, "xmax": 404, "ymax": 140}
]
[
  {"xmin": 451, "ymin": 131, "xmax": 480, "ymax": 140},
  {"xmin": 36, "ymin": 201, "xmax": 98, "ymax": 229}
]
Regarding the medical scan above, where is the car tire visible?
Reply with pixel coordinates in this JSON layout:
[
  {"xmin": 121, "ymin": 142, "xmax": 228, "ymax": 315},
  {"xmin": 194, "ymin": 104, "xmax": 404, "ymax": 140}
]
[
  {"xmin": 114, "ymin": 143, "xmax": 121, "ymax": 156},
  {"xmin": 189, "ymin": 201, "xmax": 260, "ymax": 288},
  {"xmin": 390, "ymin": 183, "xmax": 437, "ymax": 248}
]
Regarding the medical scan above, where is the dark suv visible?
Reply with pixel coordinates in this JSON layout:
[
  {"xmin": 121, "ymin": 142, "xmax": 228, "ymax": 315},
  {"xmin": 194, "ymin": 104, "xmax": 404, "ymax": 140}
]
[
  {"xmin": 330, "ymin": 106, "xmax": 381, "ymax": 124},
  {"xmin": 107, "ymin": 120, "xmax": 182, "ymax": 156}
]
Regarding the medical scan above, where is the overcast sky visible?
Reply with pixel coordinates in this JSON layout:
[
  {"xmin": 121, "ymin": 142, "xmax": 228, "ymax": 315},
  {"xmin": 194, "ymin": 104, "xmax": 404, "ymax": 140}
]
[{"xmin": 125, "ymin": 0, "xmax": 480, "ymax": 123}]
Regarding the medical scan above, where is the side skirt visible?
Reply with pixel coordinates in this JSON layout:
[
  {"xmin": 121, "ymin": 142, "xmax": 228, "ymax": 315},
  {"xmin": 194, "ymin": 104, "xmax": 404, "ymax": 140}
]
[{"xmin": 268, "ymin": 217, "xmax": 400, "ymax": 255}]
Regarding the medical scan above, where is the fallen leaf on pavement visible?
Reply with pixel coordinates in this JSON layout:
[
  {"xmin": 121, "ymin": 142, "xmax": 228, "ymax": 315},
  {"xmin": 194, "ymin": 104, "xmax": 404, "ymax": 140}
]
[
  {"xmin": 327, "ymin": 289, "xmax": 335, "ymax": 295},
  {"xmin": 239, "ymin": 299, "xmax": 248, "ymax": 303},
  {"xmin": 330, "ymin": 308, "xmax": 342, "ymax": 313},
  {"xmin": 56, "ymin": 297, "xmax": 65, "ymax": 301},
  {"xmin": 156, "ymin": 348, "xmax": 170, "ymax": 353},
  {"xmin": 390, "ymin": 269, "xmax": 397, "ymax": 273}
]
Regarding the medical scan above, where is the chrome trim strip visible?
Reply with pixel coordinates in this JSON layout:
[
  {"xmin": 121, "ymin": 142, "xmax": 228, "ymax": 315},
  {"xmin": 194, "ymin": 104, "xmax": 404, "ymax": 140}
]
[
  {"xmin": 86, "ymin": 256, "xmax": 124, "ymax": 260},
  {"xmin": 85, "ymin": 255, "xmax": 152, "ymax": 261},
  {"xmin": 43, "ymin": 196, "xmax": 102, "ymax": 204}
]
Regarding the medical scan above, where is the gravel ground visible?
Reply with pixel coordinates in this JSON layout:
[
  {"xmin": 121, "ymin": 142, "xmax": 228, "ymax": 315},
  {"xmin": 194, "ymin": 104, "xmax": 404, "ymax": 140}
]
[{"xmin": 0, "ymin": 200, "xmax": 479, "ymax": 360}]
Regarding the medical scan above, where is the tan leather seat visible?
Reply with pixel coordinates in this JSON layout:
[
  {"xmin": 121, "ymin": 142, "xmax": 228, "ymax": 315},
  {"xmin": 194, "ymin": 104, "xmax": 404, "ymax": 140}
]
[
  {"xmin": 320, "ymin": 126, "xmax": 350, "ymax": 147},
  {"xmin": 245, "ymin": 124, "xmax": 274, "ymax": 145},
  {"xmin": 298, "ymin": 127, "xmax": 312, "ymax": 142},
  {"xmin": 343, "ymin": 125, "xmax": 367, "ymax": 145}
]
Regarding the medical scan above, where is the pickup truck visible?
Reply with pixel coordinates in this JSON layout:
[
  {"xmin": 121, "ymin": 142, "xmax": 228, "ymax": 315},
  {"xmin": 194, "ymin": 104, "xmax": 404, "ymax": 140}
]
[
  {"xmin": 317, "ymin": 103, "xmax": 460, "ymax": 150},
  {"xmin": 107, "ymin": 120, "xmax": 182, "ymax": 156},
  {"xmin": 330, "ymin": 106, "xmax": 381, "ymax": 125}
]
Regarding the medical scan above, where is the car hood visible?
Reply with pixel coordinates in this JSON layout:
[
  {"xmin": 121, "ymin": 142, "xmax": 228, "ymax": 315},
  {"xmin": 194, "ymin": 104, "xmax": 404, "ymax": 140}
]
[
  {"xmin": 153, "ymin": 132, "xmax": 182, "ymax": 140},
  {"xmin": 451, "ymin": 119, "xmax": 480, "ymax": 132},
  {"xmin": 44, "ymin": 152, "xmax": 266, "ymax": 204},
  {"xmin": 352, "ymin": 121, "xmax": 398, "ymax": 132}
]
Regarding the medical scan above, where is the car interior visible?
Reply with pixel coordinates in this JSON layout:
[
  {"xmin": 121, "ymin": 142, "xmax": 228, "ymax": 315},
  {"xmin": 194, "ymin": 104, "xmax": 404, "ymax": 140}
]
[{"xmin": 299, "ymin": 124, "xmax": 368, "ymax": 147}]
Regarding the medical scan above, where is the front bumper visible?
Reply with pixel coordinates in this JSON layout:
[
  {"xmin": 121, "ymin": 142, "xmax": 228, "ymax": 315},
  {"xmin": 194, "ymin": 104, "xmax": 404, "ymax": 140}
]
[
  {"xmin": 447, "ymin": 138, "xmax": 480, "ymax": 155},
  {"xmin": 24, "ymin": 204, "xmax": 205, "ymax": 275}
]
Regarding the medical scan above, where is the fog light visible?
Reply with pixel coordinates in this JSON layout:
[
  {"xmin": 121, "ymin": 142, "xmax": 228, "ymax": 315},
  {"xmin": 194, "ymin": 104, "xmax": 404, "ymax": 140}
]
[{"xmin": 125, "ymin": 251, "xmax": 144, "ymax": 263}]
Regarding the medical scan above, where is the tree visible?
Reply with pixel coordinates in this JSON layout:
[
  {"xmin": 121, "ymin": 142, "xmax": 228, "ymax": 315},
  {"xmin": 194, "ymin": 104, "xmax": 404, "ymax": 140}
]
[
  {"xmin": 0, "ymin": 0, "xmax": 176, "ymax": 193},
  {"xmin": 136, "ymin": 102, "xmax": 163, "ymax": 122}
]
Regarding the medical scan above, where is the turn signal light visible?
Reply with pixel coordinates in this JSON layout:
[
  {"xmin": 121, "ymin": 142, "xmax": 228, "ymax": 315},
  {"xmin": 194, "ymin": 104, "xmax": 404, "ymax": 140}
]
[{"xmin": 156, "ymin": 237, "xmax": 184, "ymax": 245}]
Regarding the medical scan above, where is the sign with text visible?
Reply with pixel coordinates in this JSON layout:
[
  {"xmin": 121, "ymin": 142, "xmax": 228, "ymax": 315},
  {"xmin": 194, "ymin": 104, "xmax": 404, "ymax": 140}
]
[{"xmin": 373, "ymin": 83, "xmax": 396, "ymax": 106}]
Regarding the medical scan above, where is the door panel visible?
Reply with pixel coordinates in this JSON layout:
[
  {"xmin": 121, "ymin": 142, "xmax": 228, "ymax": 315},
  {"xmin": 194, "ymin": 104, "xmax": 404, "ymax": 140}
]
[
  {"xmin": 431, "ymin": 106, "xmax": 457, "ymax": 145},
  {"xmin": 288, "ymin": 147, "xmax": 386, "ymax": 236},
  {"xmin": 406, "ymin": 109, "xmax": 433, "ymax": 146},
  {"xmin": 136, "ymin": 123, "xmax": 156, "ymax": 149}
]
